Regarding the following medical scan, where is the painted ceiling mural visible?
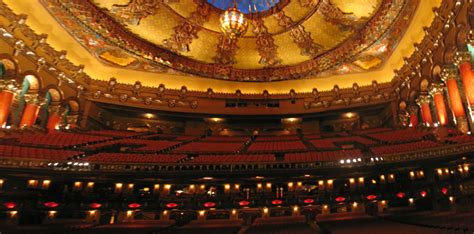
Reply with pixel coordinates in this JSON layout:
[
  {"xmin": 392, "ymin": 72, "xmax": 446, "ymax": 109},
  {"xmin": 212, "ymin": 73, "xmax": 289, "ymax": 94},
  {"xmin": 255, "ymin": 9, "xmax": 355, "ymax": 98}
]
[{"xmin": 40, "ymin": 0, "xmax": 419, "ymax": 82}]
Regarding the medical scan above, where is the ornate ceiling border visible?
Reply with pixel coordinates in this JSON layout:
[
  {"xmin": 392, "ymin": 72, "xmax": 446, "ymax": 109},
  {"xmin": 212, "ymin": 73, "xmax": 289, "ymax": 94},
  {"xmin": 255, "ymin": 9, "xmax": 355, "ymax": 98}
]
[{"xmin": 40, "ymin": 0, "xmax": 418, "ymax": 82}]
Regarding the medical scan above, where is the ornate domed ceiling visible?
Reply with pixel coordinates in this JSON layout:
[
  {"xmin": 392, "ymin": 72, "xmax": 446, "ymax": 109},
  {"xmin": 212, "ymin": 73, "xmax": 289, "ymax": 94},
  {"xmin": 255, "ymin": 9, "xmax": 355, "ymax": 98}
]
[{"xmin": 40, "ymin": 0, "xmax": 418, "ymax": 82}]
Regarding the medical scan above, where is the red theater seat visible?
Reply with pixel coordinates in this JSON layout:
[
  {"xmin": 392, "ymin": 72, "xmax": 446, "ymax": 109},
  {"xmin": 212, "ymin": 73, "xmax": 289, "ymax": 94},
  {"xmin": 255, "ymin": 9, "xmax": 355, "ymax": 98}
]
[
  {"xmin": 247, "ymin": 141, "xmax": 307, "ymax": 152},
  {"xmin": 285, "ymin": 150, "xmax": 362, "ymax": 162},
  {"xmin": 0, "ymin": 145, "xmax": 83, "ymax": 160},
  {"xmin": 82, "ymin": 153, "xmax": 186, "ymax": 163}
]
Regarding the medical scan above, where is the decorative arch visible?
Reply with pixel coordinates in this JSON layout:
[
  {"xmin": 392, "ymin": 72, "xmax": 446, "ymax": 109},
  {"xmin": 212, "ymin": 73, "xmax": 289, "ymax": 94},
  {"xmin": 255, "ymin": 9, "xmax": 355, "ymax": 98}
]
[
  {"xmin": 431, "ymin": 64, "xmax": 442, "ymax": 82},
  {"xmin": 19, "ymin": 71, "xmax": 43, "ymax": 94},
  {"xmin": 63, "ymin": 97, "xmax": 80, "ymax": 114},
  {"xmin": 0, "ymin": 54, "xmax": 18, "ymax": 78},
  {"xmin": 42, "ymin": 85, "xmax": 64, "ymax": 104},
  {"xmin": 420, "ymin": 79, "xmax": 430, "ymax": 92}
]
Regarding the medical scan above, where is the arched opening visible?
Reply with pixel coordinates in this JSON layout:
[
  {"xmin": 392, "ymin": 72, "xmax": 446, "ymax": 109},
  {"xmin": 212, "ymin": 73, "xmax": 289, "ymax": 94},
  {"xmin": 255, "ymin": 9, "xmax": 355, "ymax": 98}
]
[
  {"xmin": 0, "ymin": 58, "xmax": 17, "ymax": 78},
  {"xmin": 39, "ymin": 87, "xmax": 63, "ymax": 130},
  {"xmin": 62, "ymin": 99, "xmax": 80, "ymax": 129}
]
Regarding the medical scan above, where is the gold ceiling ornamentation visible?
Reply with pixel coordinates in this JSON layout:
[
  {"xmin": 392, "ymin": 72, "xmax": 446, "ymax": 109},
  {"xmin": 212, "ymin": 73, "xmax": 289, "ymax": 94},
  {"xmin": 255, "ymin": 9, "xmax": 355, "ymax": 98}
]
[
  {"xmin": 163, "ymin": 1, "xmax": 211, "ymax": 53},
  {"xmin": 111, "ymin": 0, "xmax": 165, "ymax": 25},
  {"xmin": 213, "ymin": 34, "xmax": 239, "ymax": 65},
  {"xmin": 252, "ymin": 18, "xmax": 281, "ymax": 67},
  {"xmin": 37, "ymin": 0, "xmax": 420, "ymax": 82},
  {"xmin": 298, "ymin": 0, "xmax": 319, "ymax": 7},
  {"xmin": 273, "ymin": 11, "xmax": 323, "ymax": 57},
  {"xmin": 318, "ymin": 0, "xmax": 366, "ymax": 31}
]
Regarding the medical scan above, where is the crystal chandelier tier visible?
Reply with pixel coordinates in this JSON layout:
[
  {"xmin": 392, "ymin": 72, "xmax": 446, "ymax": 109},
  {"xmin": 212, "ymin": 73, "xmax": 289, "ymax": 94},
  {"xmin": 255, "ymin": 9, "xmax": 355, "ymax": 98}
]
[{"xmin": 220, "ymin": 1, "xmax": 248, "ymax": 39}]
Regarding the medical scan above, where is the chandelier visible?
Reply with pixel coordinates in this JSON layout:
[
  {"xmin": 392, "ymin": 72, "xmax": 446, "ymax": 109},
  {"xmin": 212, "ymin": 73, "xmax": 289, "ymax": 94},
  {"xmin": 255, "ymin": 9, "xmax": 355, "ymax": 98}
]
[{"xmin": 220, "ymin": 1, "xmax": 248, "ymax": 39}]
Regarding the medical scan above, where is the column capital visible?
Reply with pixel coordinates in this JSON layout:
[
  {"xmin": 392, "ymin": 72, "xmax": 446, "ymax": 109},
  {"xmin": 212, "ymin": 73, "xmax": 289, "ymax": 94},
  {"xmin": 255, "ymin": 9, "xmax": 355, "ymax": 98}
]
[
  {"xmin": 454, "ymin": 51, "xmax": 471, "ymax": 65},
  {"xmin": 429, "ymin": 83, "xmax": 446, "ymax": 95},
  {"xmin": 440, "ymin": 66, "xmax": 458, "ymax": 82},
  {"xmin": 23, "ymin": 94, "xmax": 47, "ymax": 106},
  {"xmin": 416, "ymin": 95, "xmax": 431, "ymax": 105},
  {"xmin": 0, "ymin": 80, "xmax": 20, "ymax": 92}
]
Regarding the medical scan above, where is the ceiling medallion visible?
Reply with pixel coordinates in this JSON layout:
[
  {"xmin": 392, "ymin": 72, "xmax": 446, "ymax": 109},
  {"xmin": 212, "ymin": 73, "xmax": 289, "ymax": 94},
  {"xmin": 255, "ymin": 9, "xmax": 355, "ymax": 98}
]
[{"xmin": 220, "ymin": 1, "xmax": 248, "ymax": 39}]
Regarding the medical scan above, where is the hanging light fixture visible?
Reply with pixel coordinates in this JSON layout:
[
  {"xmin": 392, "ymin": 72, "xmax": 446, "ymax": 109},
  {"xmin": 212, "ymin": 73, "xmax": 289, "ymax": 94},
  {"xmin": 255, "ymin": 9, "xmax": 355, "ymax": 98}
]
[{"xmin": 220, "ymin": 0, "xmax": 248, "ymax": 39}]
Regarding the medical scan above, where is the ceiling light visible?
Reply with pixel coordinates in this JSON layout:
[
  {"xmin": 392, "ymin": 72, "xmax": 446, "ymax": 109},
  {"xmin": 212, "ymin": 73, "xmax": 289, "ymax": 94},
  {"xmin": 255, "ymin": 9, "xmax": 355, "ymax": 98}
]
[{"xmin": 220, "ymin": 1, "xmax": 248, "ymax": 39}]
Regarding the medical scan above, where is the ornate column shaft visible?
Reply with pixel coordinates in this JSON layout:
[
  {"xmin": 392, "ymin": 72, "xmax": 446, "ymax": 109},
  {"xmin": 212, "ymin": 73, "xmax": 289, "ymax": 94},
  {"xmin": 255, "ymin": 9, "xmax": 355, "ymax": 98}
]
[
  {"xmin": 430, "ymin": 83, "xmax": 448, "ymax": 126},
  {"xmin": 19, "ymin": 94, "xmax": 42, "ymax": 127},
  {"xmin": 441, "ymin": 67, "xmax": 469, "ymax": 133},
  {"xmin": 457, "ymin": 52, "xmax": 474, "ymax": 105},
  {"xmin": 416, "ymin": 95, "xmax": 433, "ymax": 126},
  {"xmin": 0, "ymin": 80, "xmax": 18, "ymax": 127},
  {"xmin": 46, "ymin": 105, "xmax": 63, "ymax": 131},
  {"xmin": 407, "ymin": 105, "xmax": 419, "ymax": 128}
]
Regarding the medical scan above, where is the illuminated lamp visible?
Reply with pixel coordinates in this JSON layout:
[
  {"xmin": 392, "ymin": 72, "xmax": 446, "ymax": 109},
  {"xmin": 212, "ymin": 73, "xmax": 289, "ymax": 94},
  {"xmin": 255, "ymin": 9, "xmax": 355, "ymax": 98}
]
[
  {"xmin": 165, "ymin": 202, "xmax": 178, "ymax": 208},
  {"xmin": 4, "ymin": 202, "xmax": 16, "ymax": 209},
  {"xmin": 303, "ymin": 199, "xmax": 314, "ymax": 204},
  {"xmin": 203, "ymin": 202, "xmax": 216, "ymax": 208},
  {"xmin": 396, "ymin": 192, "xmax": 406, "ymax": 199},
  {"xmin": 128, "ymin": 203, "xmax": 141, "ymax": 209},
  {"xmin": 271, "ymin": 199, "xmax": 283, "ymax": 205},
  {"xmin": 366, "ymin": 195, "xmax": 377, "ymax": 200},
  {"xmin": 420, "ymin": 191, "xmax": 427, "ymax": 198},
  {"xmin": 44, "ymin": 202, "xmax": 59, "ymax": 208},
  {"xmin": 219, "ymin": 1, "xmax": 248, "ymax": 39},
  {"xmin": 441, "ymin": 187, "xmax": 448, "ymax": 195},
  {"xmin": 335, "ymin": 196, "xmax": 346, "ymax": 202},
  {"xmin": 89, "ymin": 203, "xmax": 102, "ymax": 209},
  {"xmin": 238, "ymin": 200, "xmax": 250, "ymax": 207}
]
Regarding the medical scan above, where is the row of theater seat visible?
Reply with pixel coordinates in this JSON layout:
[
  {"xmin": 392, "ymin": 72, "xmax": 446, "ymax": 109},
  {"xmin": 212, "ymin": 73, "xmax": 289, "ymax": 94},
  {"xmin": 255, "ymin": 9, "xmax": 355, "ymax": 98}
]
[
  {"xmin": 247, "ymin": 141, "xmax": 307, "ymax": 152},
  {"xmin": 367, "ymin": 129, "xmax": 428, "ymax": 143},
  {"xmin": 174, "ymin": 142, "xmax": 244, "ymax": 153},
  {"xmin": 202, "ymin": 136, "xmax": 250, "ymax": 142},
  {"xmin": 191, "ymin": 154, "xmax": 275, "ymax": 163},
  {"xmin": 255, "ymin": 135, "xmax": 300, "ymax": 142},
  {"xmin": 84, "ymin": 139, "xmax": 180, "ymax": 151},
  {"xmin": 446, "ymin": 135, "xmax": 474, "ymax": 143},
  {"xmin": 86, "ymin": 130, "xmax": 141, "ymax": 138},
  {"xmin": 370, "ymin": 141, "xmax": 440, "ymax": 155},
  {"xmin": 285, "ymin": 150, "xmax": 363, "ymax": 162},
  {"xmin": 82, "ymin": 153, "xmax": 186, "ymax": 163},
  {"xmin": 0, "ymin": 145, "xmax": 83, "ymax": 160},
  {"xmin": 17, "ymin": 132, "xmax": 112, "ymax": 148},
  {"xmin": 309, "ymin": 136, "xmax": 377, "ymax": 149}
]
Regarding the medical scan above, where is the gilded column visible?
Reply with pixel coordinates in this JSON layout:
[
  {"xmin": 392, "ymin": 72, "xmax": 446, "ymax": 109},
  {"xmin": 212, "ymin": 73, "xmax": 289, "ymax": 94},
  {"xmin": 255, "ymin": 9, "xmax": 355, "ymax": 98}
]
[
  {"xmin": 457, "ymin": 51, "xmax": 474, "ymax": 105},
  {"xmin": 407, "ymin": 105, "xmax": 419, "ymax": 128},
  {"xmin": 429, "ymin": 83, "xmax": 449, "ymax": 126},
  {"xmin": 456, "ymin": 51, "xmax": 474, "ymax": 131},
  {"xmin": 416, "ymin": 95, "xmax": 434, "ymax": 127},
  {"xmin": 441, "ymin": 67, "xmax": 469, "ymax": 133},
  {"xmin": 46, "ymin": 105, "xmax": 63, "ymax": 131},
  {"xmin": 0, "ymin": 80, "xmax": 18, "ymax": 127},
  {"xmin": 19, "ymin": 94, "xmax": 42, "ymax": 128}
]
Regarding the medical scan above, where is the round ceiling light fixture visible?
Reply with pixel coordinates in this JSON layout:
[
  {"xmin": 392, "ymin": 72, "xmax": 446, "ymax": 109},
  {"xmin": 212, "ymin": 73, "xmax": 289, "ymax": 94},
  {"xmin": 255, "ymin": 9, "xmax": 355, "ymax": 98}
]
[{"xmin": 220, "ymin": 0, "xmax": 248, "ymax": 39}]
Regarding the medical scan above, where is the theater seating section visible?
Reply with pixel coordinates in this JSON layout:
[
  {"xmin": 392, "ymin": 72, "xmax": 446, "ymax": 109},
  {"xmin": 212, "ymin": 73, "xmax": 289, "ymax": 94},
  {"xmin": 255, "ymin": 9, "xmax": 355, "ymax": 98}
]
[
  {"xmin": 191, "ymin": 154, "xmax": 275, "ymax": 163},
  {"xmin": 84, "ymin": 139, "xmax": 180, "ymax": 151},
  {"xmin": 248, "ymin": 141, "xmax": 307, "ymax": 152},
  {"xmin": 255, "ymin": 135, "xmax": 300, "ymax": 142},
  {"xmin": 83, "ymin": 153, "xmax": 186, "ymax": 163},
  {"xmin": 17, "ymin": 132, "xmax": 112, "ymax": 148},
  {"xmin": 370, "ymin": 141, "xmax": 441, "ymax": 156},
  {"xmin": 285, "ymin": 150, "xmax": 363, "ymax": 162},
  {"xmin": 309, "ymin": 136, "xmax": 377, "ymax": 149},
  {"xmin": 174, "ymin": 142, "xmax": 245, "ymax": 153},
  {"xmin": 0, "ymin": 128, "xmax": 471, "ymax": 164},
  {"xmin": 367, "ymin": 129, "xmax": 429, "ymax": 143},
  {"xmin": 202, "ymin": 136, "xmax": 250, "ymax": 142},
  {"xmin": 0, "ymin": 145, "xmax": 83, "ymax": 160}
]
